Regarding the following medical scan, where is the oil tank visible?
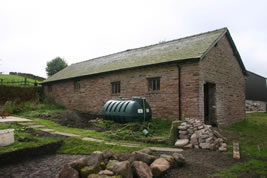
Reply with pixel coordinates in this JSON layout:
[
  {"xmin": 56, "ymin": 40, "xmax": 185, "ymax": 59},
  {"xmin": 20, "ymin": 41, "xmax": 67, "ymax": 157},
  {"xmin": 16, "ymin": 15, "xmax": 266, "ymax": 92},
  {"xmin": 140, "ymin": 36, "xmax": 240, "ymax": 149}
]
[{"xmin": 102, "ymin": 97, "xmax": 152, "ymax": 123}]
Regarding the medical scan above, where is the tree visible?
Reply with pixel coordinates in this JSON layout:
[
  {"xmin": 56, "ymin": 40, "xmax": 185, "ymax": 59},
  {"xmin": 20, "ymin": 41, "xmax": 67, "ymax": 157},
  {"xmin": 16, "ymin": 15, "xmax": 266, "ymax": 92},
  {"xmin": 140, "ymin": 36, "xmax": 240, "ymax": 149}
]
[{"xmin": 46, "ymin": 57, "xmax": 68, "ymax": 77}]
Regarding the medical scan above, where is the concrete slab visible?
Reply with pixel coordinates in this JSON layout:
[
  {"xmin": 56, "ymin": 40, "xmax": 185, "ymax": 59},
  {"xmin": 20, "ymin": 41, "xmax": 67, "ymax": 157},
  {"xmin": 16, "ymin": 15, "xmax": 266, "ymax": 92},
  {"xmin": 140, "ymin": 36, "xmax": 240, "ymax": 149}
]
[
  {"xmin": 0, "ymin": 116, "xmax": 31, "ymax": 123},
  {"xmin": 52, "ymin": 131, "xmax": 80, "ymax": 137},
  {"xmin": 148, "ymin": 147, "xmax": 183, "ymax": 153},
  {"xmin": 40, "ymin": 129, "xmax": 55, "ymax": 132},
  {"xmin": 27, "ymin": 125, "xmax": 46, "ymax": 128},
  {"xmin": 82, "ymin": 137, "xmax": 104, "ymax": 143}
]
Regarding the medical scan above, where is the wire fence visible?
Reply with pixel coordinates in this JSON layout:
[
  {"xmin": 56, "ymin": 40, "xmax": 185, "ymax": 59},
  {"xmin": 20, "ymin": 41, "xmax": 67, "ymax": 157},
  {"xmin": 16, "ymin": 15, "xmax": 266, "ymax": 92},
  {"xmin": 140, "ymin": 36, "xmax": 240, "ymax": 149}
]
[{"xmin": 0, "ymin": 78, "xmax": 41, "ymax": 87}]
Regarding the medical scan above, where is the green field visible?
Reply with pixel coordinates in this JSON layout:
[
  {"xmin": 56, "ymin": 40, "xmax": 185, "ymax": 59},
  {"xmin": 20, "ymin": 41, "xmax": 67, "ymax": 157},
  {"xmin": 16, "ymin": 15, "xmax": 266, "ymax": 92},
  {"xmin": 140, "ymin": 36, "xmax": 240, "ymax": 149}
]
[{"xmin": 0, "ymin": 74, "xmax": 40, "ymax": 83}]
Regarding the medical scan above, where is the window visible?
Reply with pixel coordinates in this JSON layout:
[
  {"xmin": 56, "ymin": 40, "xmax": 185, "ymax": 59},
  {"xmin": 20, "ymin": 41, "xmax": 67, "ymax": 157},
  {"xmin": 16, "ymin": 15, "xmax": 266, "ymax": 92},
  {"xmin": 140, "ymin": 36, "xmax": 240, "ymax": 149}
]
[
  {"xmin": 148, "ymin": 77, "xmax": 160, "ymax": 91},
  {"xmin": 74, "ymin": 80, "xmax": 80, "ymax": 90},
  {"xmin": 111, "ymin": 81, "xmax": 120, "ymax": 94},
  {"xmin": 48, "ymin": 84, "xmax": 52, "ymax": 92}
]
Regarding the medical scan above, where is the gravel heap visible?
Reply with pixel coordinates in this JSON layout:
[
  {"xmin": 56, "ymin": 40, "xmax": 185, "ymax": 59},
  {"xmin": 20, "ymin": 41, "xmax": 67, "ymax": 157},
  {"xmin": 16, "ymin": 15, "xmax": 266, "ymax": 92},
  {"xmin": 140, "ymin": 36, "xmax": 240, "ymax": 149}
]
[{"xmin": 174, "ymin": 118, "xmax": 227, "ymax": 151}]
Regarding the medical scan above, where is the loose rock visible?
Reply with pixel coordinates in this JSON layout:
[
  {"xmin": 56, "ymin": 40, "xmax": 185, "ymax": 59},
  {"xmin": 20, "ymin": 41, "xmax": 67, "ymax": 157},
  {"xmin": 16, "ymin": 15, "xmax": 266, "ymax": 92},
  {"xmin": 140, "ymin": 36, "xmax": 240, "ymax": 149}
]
[
  {"xmin": 175, "ymin": 139, "xmax": 189, "ymax": 147},
  {"xmin": 57, "ymin": 164, "xmax": 79, "ymax": 178},
  {"xmin": 132, "ymin": 161, "xmax": 152, "ymax": 178},
  {"xmin": 150, "ymin": 158, "xmax": 170, "ymax": 177}
]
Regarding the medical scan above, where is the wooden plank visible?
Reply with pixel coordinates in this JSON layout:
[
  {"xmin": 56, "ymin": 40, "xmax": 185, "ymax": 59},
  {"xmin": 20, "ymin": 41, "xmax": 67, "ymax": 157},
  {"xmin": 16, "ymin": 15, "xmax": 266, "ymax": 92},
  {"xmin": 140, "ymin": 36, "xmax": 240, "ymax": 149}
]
[{"xmin": 233, "ymin": 141, "xmax": 240, "ymax": 159}]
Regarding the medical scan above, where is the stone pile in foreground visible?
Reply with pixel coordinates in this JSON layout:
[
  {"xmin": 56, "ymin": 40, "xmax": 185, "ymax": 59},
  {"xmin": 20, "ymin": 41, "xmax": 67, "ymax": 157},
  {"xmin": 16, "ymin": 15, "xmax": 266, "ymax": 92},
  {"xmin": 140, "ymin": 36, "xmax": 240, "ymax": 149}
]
[
  {"xmin": 175, "ymin": 118, "xmax": 227, "ymax": 151},
  {"xmin": 57, "ymin": 148, "xmax": 185, "ymax": 178}
]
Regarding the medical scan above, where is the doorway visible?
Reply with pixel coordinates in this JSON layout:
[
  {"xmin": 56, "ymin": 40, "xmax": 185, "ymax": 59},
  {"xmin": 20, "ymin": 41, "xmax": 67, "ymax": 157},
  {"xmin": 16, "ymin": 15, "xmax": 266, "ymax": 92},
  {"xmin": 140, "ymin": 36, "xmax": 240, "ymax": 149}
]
[{"xmin": 204, "ymin": 82, "xmax": 217, "ymax": 126}]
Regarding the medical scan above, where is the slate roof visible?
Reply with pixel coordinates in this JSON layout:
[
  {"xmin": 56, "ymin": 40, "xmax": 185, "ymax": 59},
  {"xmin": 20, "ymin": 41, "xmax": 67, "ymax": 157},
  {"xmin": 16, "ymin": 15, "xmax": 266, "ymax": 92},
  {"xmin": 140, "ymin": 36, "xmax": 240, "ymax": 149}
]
[{"xmin": 43, "ymin": 27, "xmax": 245, "ymax": 83}]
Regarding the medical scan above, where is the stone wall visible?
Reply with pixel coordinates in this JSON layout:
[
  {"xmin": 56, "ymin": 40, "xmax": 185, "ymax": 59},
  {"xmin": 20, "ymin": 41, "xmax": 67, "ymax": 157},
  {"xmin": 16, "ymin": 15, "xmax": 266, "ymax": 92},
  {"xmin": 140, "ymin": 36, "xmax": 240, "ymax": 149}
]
[{"xmin": 199, "ymin": 35, "xmax": 246, "ymax": 126}]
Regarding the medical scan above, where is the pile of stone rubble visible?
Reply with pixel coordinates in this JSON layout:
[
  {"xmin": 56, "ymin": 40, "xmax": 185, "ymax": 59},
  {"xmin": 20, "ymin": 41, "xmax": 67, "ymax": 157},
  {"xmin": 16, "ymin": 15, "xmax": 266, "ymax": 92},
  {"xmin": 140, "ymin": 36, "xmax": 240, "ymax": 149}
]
[
  {"xmin": 57, "ymin": 148, "xmax": 185, "ymax": 178},
  {"xmin": 175, "ymin": 118, "xmax": 227, "ymax": 151}
]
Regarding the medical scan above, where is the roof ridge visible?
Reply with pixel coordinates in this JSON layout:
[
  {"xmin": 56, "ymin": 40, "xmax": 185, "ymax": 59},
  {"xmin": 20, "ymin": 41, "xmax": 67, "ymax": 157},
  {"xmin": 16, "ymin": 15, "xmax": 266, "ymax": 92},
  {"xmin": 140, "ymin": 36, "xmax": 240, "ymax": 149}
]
[{"xmin": 72, "ymin": 27, "xmax": 228, "ymax": 65}]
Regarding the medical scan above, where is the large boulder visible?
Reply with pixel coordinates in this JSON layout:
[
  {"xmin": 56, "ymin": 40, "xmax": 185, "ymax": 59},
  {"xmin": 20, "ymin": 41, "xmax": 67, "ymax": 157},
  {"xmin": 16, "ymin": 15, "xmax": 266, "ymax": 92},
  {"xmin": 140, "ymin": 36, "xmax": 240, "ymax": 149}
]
[
  {"xmin": 87, "ymin": 152, "xmax": 104, "ymax": 167},
  {"xmin": 80, "ymin": 166, "xmax": 101, "ymax": 178},
  {"xmin": 150, "ymin": 158, "xmax": 170, "ymax": 177},
  {"xmin": 132, "ymin": 161, "xmax": 153, "ymax": 178},
  {"xmin": 138, "ymin": 148, "xmax": 153, "ymax": 155},
  {"xmin": 168, "ymin": 121, "xmax": 182, "ymax": 145},
  {"xmin": 106, "ymin": 160, "xmax": 120, "ymax": 171},
  {"xmin": 57, "ymin": 164, "xmax": 79, "ymax": 178},
  {"xmin": 70, "ymin": 157, "xmax": 88, "ymax": 170},
  {"xmin": 112, "ymin": 161, "xmax": 133, "ymax": 178},
  {"xmin": 160, "ymin": 154, "xmax": 175, "ymax": 168},
  {"xmin": 133, "ymin": 151, "xmax": 156, "ymax": 165},
  {"xmin": 175, "ymin": 139, "xmax": 189, "ymax": 147}
]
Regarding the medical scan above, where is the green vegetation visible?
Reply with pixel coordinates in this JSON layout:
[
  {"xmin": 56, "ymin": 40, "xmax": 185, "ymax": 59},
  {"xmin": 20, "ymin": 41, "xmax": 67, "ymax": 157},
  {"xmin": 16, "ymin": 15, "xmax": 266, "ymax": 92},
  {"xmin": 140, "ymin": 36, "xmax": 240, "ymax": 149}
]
[
  {"xmin": 3, "ymin": 101, "xmax": 64, "ymax": 115},
  {"xmin": 0, "ymin": 74, "xmax": 40, "ymax": 83},
  {"xmin": 0, "ymin": 123, "xmax": 61, "ymax": 154},
  {"xmin": 46, "ymin": 57, "xmax": 68, "ymax": 77},
  {"xmin": 58, "ymin": 137, "xmax": 141, "ymax": 154},
  {"xmin": 214, "ymin": 112, "xmax": 267, "ymax": 177}
]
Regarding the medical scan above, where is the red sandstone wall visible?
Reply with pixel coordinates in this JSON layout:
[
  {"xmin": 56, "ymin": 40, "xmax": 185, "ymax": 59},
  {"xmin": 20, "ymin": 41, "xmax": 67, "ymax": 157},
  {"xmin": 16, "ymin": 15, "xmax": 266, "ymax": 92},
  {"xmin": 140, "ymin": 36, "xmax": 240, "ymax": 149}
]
[
  {"xmin": 44, "ymin": 63, "xmax": 179, "ymax": 120},
  {"xmin": 199, "ymin": 35, "xmax": 246, "ymax": 126}
]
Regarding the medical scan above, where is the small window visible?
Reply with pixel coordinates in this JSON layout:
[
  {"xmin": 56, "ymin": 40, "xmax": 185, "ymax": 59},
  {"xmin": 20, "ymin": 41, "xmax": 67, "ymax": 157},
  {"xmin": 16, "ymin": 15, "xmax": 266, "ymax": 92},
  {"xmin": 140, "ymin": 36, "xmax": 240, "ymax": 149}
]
[
  {"xmin": 74, "ymin": 80, "xmax": 80, "ymax": 90},
  {"xmin": 148, "ymin": 77, "xmax": 160, "ymax": 91},
  {"xmin": 48, "ymin": 84, "xmax": 52, "ymax": 92},
  {"xmin": 111, "ymin": 81, "xmax": 120, "ymax": 94}
]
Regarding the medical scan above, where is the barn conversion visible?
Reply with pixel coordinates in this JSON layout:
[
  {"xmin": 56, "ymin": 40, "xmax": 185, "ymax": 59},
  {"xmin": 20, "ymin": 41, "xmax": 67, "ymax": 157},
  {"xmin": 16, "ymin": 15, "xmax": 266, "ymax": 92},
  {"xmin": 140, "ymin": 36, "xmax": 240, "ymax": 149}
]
[{"xmin": 42, "ymin": 28, "xmax": 247, "ymax": 126}]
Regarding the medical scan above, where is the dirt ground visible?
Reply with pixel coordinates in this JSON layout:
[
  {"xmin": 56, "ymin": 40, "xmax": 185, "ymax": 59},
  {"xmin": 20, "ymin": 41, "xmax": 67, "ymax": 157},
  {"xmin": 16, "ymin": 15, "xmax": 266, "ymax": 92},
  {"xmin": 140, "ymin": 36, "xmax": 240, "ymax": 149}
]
[
  {"xmin": 0, "ymin": 148, "xmax": 239, "ymax": 178},
  {"xmin": 161, "ymin": 149, "xmax": 239, "ymax": 178}
]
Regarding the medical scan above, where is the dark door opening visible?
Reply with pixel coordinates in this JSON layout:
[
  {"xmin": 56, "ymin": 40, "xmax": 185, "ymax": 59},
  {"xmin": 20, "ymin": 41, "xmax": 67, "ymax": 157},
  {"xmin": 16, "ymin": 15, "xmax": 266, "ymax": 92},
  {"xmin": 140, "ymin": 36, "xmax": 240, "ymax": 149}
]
[{"xmin": 204, "ymin": 82, "xmax": 217, "ymax": 126}]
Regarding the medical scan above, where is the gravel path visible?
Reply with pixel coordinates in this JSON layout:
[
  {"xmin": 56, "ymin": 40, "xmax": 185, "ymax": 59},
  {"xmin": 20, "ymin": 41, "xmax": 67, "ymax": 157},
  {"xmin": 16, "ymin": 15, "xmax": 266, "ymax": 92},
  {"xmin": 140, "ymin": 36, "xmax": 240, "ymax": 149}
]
[{"xmin": 0, "ymin": 154, "xmax": 83, "ymax": 178}]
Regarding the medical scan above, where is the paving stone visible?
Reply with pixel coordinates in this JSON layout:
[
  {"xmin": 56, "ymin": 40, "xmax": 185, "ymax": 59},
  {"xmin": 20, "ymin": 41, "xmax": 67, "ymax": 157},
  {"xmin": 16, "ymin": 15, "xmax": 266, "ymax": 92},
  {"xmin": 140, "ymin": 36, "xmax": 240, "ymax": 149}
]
[
  {"xmin": 0, "ymin": 116, "xmax": 32, "ymax": 123},
  {"xmin": 18, "ymin": 122, "xmax": 36, "ymax": 125},
  {"xmin": 82, "ymin": 137, "xmax": 104, "ymax": 142},
  {"xmin": 40, "ymin": 128, "xmax": 55, "ymax": 132},
  {"xmin": 148, "ymin": 147, "xmax": 183, "ymax": 153},
  {"xmin": 105, "ymin": 142, "xmax": 140, "ymax": 148},
  {"xmin": 52, "ymin": 131, "xmax": 80, "ymax": 137},
  {"xmin": 27, "ymin": 125, "xmax": 46, "ymax": 128}
]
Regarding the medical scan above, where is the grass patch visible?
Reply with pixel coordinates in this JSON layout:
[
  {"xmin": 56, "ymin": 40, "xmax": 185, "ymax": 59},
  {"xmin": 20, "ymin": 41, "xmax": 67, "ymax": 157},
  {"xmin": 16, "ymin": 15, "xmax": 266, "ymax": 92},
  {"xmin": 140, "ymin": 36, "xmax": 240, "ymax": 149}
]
[
  {"xmin": 214, "ymin": 112, "xmax": 267, "ymax": 177},
  {"xmin": 226, "ymin": 112, "xmax": 267, "ymax": 158},
  {"xmin": 0, "ymin": 123, "xmax": 61, "ymax": 154},
  {"xmin": 57, "ymin": 137, "xmax": 142, "ymax": 155},
  {"xmin": 214, "ymin": 159, "xmax": 267, "ymax": 178},
  {"xmin": 0, "ymin": 74, "xmax": 40, "ymax": 83}
]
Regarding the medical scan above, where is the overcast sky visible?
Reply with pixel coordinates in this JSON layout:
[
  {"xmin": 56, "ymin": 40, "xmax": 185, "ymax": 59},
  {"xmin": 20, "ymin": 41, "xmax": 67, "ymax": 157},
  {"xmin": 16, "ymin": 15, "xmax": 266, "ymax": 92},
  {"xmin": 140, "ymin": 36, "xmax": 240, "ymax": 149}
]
[{"xmin": 0, "ymin": 0, "xmax": 266, "ymax": 78}]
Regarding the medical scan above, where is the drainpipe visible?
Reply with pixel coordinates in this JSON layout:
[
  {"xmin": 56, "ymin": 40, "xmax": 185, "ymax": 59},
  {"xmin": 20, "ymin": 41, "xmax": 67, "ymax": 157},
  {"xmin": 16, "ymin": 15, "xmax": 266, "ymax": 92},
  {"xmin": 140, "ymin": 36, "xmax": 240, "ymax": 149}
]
[{"xmin": 177, "ymin": 64, "xmax": 182, "ymax": 120}]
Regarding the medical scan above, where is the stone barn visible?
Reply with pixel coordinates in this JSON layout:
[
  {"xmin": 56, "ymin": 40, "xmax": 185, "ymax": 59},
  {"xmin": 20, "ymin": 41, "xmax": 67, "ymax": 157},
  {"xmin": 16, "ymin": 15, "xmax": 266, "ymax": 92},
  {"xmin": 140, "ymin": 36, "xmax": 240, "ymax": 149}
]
[{"xmin": 42, "ymin": 28, "xmax": 247, "ymax": 126}]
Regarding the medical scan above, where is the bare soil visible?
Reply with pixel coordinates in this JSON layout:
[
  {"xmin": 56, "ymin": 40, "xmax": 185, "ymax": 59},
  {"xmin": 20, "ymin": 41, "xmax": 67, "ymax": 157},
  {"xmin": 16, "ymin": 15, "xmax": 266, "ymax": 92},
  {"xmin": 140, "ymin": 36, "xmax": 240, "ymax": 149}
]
[
  {"xmin": 37, "ymin": 110, "xmax": 102, "ymax": 130},
  {"xmin": 160, "ymin": 149, "xmax": 240, "ymax": 178}
]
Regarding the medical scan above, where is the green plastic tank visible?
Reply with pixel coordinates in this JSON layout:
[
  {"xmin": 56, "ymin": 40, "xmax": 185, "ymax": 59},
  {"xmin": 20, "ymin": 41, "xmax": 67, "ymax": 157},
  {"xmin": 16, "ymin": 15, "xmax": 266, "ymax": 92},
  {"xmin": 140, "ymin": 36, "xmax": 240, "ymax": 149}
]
[{"xmin": 102, "ymin": 97, "xmax": 152, "ymax": 123}]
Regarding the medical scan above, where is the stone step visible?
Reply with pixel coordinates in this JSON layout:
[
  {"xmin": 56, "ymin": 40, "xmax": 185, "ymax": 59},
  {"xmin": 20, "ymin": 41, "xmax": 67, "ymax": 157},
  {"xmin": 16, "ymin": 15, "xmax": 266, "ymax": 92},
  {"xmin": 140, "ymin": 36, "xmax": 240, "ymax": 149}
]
[
  {"xmin": 148, "ymin": 147, "xmax": 183, "ymax": 153},
  {"xmin": 52, "ymin": 131, "xmax": 80, "ymax": 137},
  {"xmin": 27, "ymin": 125, "xmax": 46, "ymax": 128},
  {"xmin": 0, "ymin": 116, "xmax": 32, "ymax": 123},
  {"xmin": 18, "ymin": 122, "xmax": 37, "ymax": 126},
  {"xmin": 105, "ymin": 142, "xmax": 140, "ymax": 148},
  {"xmin": 82, "ymin": 137, "xmax": 104, "ymax": 143},
  {"xmin": 40, "ymin": 128, "xmax": 55, "ymax": 132}
]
